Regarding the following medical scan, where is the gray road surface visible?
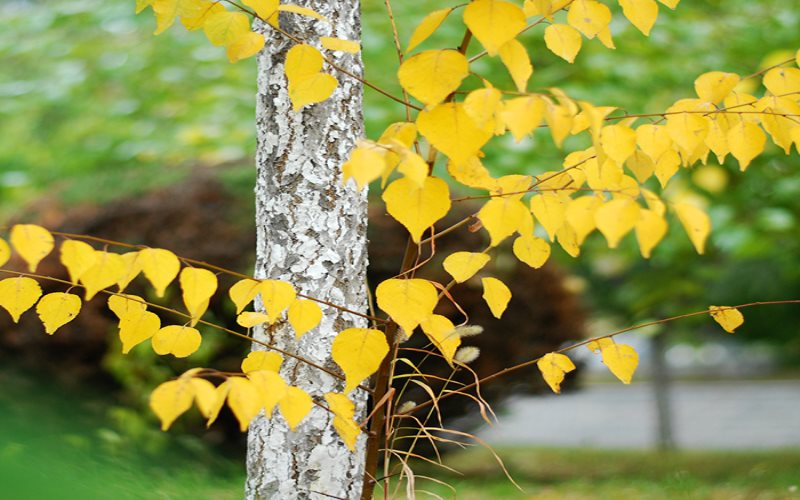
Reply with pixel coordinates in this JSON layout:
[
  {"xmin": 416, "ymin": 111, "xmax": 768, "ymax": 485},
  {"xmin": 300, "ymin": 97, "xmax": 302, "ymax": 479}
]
[{"xmin": 477, "ymin": 379, "xmax": 800, "ymax": 449}]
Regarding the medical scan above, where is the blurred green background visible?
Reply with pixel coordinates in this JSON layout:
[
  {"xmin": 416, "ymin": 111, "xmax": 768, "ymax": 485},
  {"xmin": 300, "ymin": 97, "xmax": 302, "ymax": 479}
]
[{"xmin": 1, "ymin": 0, "xmax": 799, "ymax": 497}]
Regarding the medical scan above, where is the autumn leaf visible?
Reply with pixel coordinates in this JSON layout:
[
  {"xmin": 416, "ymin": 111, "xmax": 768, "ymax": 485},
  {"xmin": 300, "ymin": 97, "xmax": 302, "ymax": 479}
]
[
  {"xmin": 242, "ymin": 350, "xmax": 283, "ymax": 374},
  {"xmin": 416, "ymin": 103, "xmax": 492, "ymax": 165},
  {"xmin": 179, "ymin": 267, "xmax": 217, "ymax": 326},
  {"xmin": 587, "ymin": 339, "xmax": 639, "ymax": 384},
  {"xmin": 419, "ymin": 314, "xmax": 461, "ymax": 366},
  {"xmin": 463, "ymin": 0, "xmax": 526, "ymax": 56},
  {"xmin": 150, "ymin": 378, "xmax": 194, "ymax": 431},
  {"xmin": 383, "ymin": 177, "xmax": 450, "ymax": 244},
  {"xmin": 537, "ymin": 352, "xmax": 576, "ymax": 393},
  {"xmin": 229, "ymin": 278, "xmax": 261, "ymax": 314},
  {"xmin": 332, "ymin": 328, "xmax": 389, "ymax": 393},
  {"xmin": 10, "ymin": 224, "xmax": 54, "ymax": 273},
  {"xmin": 279, "ymin": 386, "xmax": 313, "ymax": 431},
  {"xmin": 544, "ymin": 24, "xmax": 582, "ymax": 63},
  {"xmin": 325, "ymin": 393, "xmax": 360, "ymax": 451},
  {"xmin": 80, "ymin": 251, "xmax": 126, "ymax": 301},
  {"xmin": 512, "ymin": 234, "xmax": 551, "ymax": 269},
  {"xmin": 60, "ymin": 240, "xmax": 97, "ymax": 284},
  {"xmin": 287, "ymin": 299, "xmax": 323, "ymax": 338},
  {"xmin": 0, "ymin": 238, "xmax": 9, "ymax": 268},
  {"xmin": 482, "ymin": 277, "xmax": 511, "ymax": 319},
  {"xmin": 0, "ymin": 277, "xmax": 42, "ymax": 323},
  {"xmin": 443, "ymin": 252, "xmax": 490, "ymax": 283},
  {"xmin": 376, "ymin": 279, "xmax": 438, "ymax": 336},
  {"xmin": 119, "ymin": 309, "xmax": 161, "ymax": 354},
  {"xmin": 259, "ymin": 279, "xmax": 296, "ymax": 322},
  {"xmin": 139, "ymin": 248, "xmax": 180, "ymax": 298},
  {"xmin": 674, "ymin": 202, "xmax": 711, "ymax": 254},
  {"xmin": 406, "ymin": 8, "xmax": 453, "ymax": 53},
  {"xmin": 152, "ymin": 325, "xmax": 202, "ymax": 358},
  {"xmin": 709, "ymin": 305, "xmax": 744, "ymax": 333},
  {"xmin": 397, "ymin": 50, "xmax": 469, "ymax": 108},
  {"xmin": 36, "ymin": 292, "xmax": 82, "ymax": 335}
]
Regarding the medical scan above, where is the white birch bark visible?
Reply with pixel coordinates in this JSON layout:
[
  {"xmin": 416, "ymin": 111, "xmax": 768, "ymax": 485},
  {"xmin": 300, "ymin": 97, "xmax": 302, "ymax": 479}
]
[{"xmin": 246, "ymin": 2, "xmax": 368, "ymax": 499}]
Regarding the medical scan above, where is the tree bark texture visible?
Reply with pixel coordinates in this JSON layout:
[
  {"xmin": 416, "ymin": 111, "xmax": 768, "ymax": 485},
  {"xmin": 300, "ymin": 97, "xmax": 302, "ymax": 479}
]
[{"xmin": 246, "ymin": 2, "xmax": 368, "ymax": 499}]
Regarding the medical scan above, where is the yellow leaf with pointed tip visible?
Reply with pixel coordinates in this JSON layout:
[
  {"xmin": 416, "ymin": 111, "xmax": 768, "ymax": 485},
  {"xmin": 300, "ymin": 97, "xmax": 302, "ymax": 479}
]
[
  {"xmin": 136, "ymin": 0, "xmax": 154, "ymax": 14},
  {"xmin": 226, "ymin": 31, "xmax": 265, "ymax": 63},
  {"xmin": 642, "ymin": 189, "xmax": 665, "ymax": 216},
  {"xmin": 704, "ymin": 115, "xmax": 731, "ymax": 163},
  {"xmin": 139, "ymin": 248, "xmax": 180, "ymax": 298},
  {"xmin": 665, "ymin": 108, "xmax": 709, "ymax": 154},
  {"xmin": 279, "ymin": 386, "xmax": 312, "ymax": 431},
  {"xmin": 398, "ymin": 50, "xmax": 469, "ymax": 108},
  {"xmin": 482, "ymin": 277, "xmax": 511, "ymax": 319},
  {"xmin": 530, "ymin": 194, "xmax": 567, "ymax": 241},
  {"xmin": 619, "ymin": 0, "xmax": 658, "ymax": 36},
  {"xmin": 594, "ymin": 199, "xmax": 640, "ymax": 249},
  {"xmin": 285, "ymin": 44, "xmax": 324, "ymax": 80},
  {"xmin": 447, "ymin": 157, "xmax": 496, "ymax": 190},
  {"xmin": 378, "ymin": 122, "xmax": 417, "ymax": 148},
  {"xmin": 224, "ymin": 377, "xmax": 263, "ymax": 431},
  {"xmin": 108, "ymin": 294, "xmax": 147, "ymax": 319},
  {"xmin": 396, "ymin": 151, "xmax": 429, "ymax": 189},
  {"xmin": 727, "ymin": 122, "xmax": 766, "ymax": 171},
  {"xmin": 501, "ymin": 96, "xmax": 545, "ymax": 141},
  {"xmin": 524, "ymin": 0, "xmax": 553, "ymax": 17},
  {"xmin": 636, "ymin": 124, "xmax": 672, "ymax": 161},
  {"xmin": 247, "ymin": 369, "xmax": 287, "ymax": 417},
  {"xmin": 420, "ymin": 314, "xmax": 460, "ymax": 365},
  {"xmin": 36, "ymin": 292, "xmax": 81, "ymax": 335},
  {"xmin": 635, "ymin": 208, "xmax": 667, "ymax": 258},
  {"xmin": 600, "ymin": 125, "xmax": 637, "ymax": 165},
  {"xmin": 544, "ymin": 24, "xmax": 582, "ymax": 63},
  {"xmin": 417, "ymin": 103, "xmax": 492, "ymax": 165},
  {"xmin": 674, "ymin": 202, "xmax": 711, "ymax": 254},
  {"xmin": 658, "ymin": 0, "xmax": 679, "ymax": 8},
  {"xmin": 119, "ymin": 309, "xmax": 160, "ymax": 354},
  {"xmin": 763, "ymin": 67, "xmax": 800, "ymax": 97},
  {"xmin": 0, "ymin": 238, "xmax": 8, "ymax": 267},
  {"xmin": 205, "ymin": 381, "xmax": 231, "ymax": 427},
  {"xmin": 278, "ymin": 4, "xmax": 328, "ymax": 22},
  {"xmin": 81, "ymin": 251, "xmax": 126, "ymax": 301},
  {"xmin": 599, "ymin": 343, "xmax": 638, "ymax": 384},
  {"xmin": 586, "ymin": 337, "xmax": 614, "ymax": 352},
  {"xmin": 289, "ymin": 72, "xmax": 338, "ymax": 112},
  {"xmin": 151, "ymin": 0, "xmax": 193, "ymax": 35},
  {"xmin": 325, "ymin": 393, "xmax": 360, "ymax": 451},
  {"xmin": 499, "ymin": 39, "xmax": 532, "ymax": 93},
  {"xmin": 242, "ymin": 0, "xmax": 278, "ymax": 19},
  {"xmin": 478, "ymin": 198, "xmax": 529, "ymax": 247},
  {"xmin": 237, "ymin": 311, "xmax": 270, "ymax": 328},
  {"xmin": 406, "ymin": 8, "xmax": 453, "ymax": 53},
  {"xmin": 60, "ymin": 240, "xmax": 96, "ymax": 284},
  {"xmin": 544, "ymin": 100, "xmax": 575, "ymax": 147},
  {"xmin": 117, "ymin": 251, "xmax": 143, "ymax": 292},
  {"xmin": 537, "ymin": 352, "xmax": 575, "ymax": 393},
  {"xmin": 567, "ymin": 0, "xmax": 611, "ymax": 39},
  {"xmin": 188, "ymin": 377, "xmax": 217, "ymax": 419},
  {"xmin": 556, "ymin": 223, "xmax": 581, "ymax": 257},
  {"xmin": 694, "ymin": 71, "xmax": 740, "ymax": 104},
  {"xmin": 180, "ymin": 267, "xmax": 217, "ymax": 326},
  {"xmin": 0, "ymin": 277, "xmax": 42, "ymax": 323},
  {"xmin": 383, "ymin": 176, "xmax": 450, "ymax": 244},
  {"xmin": 443, "ymin": 252, "xmax": 491, "ymax": 283},
  {"xmin": 258, "ymin": 280, "xmax": 297, "ymax": 322},
  {"xmin": 229, "ymin": 278, "xmax": 261, "ymax": 314},
  {"xmin": 464, "ymin": 0, "xmax": 526, "ymax": 56},
  {"xmin": 287, "ymin": 299, "xmax": 322, "ymax": 338},
  {"xmin": 709, "ymin": 305, "xmax": 744, "ymax": 333},
  {"xmin": 181, "ymin": 0, "xmax": 225, "ymax": 30},
  {"xmin": 332, "ymin": 328, "xmax": 389, "ymax": 393},
  {"xmin": 152, "ymin": 325, "xmax": 202, "ymax": 358},
  {"xmin": 626, "ymin": 150, "xmax": 654, "ymax": 183},
  {"xmin": 242, "ymin": 350, "xmax": 283, "ymax": 373},
  {"xmin": 150, "ymin": 379, "xmax": 194, "ymax": 430},
  {"xmin": 342, "ymin": 146, "xmax": 387, "ymax": 191},
  {"xmin": 10, "ymin": 224, "xmax": 54, "ymax": 273},
  {"xmin": 319, "ymin": 36, "xmax": 360, "ymax": 53},
  {"xmin": 464, "ymin": 87, "xmax": 502, "ymax": 132},
  {"xmin": 513, "ymin": 234, "xmax": 551, "ymax": 269},
  {"xmin": 565, "ymin": 196, "xmax": 601, "ymax": 245},
  {"xmin": 376, "ymin": 279, "xmax": 437, "ymax": 335},
  {"xmin": 654, "ymin": 149, "xmax": 681, "ymax": 188},
  {"xmin": 203, "ymin": 10, "xmax": 250, "ymax": 47}
]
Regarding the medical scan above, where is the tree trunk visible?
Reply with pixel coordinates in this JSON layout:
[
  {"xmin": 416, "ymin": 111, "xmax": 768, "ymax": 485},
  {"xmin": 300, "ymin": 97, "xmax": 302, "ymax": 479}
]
[{"xmin": 245, "ymin": 2, "xmax": 368, "ymax": 499}]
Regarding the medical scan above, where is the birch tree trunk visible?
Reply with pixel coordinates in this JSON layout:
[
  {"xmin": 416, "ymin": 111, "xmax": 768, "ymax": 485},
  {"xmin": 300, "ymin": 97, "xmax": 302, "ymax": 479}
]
[{"xmin": 246, "ymin": 2, "xmax": 368, "ymax": 498}]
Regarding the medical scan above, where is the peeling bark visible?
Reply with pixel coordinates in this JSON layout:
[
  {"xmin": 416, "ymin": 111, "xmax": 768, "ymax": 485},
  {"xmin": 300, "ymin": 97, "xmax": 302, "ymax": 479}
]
[{"xmin": 246, "ymin": 2, "xmax": 368, "ymax": 499}]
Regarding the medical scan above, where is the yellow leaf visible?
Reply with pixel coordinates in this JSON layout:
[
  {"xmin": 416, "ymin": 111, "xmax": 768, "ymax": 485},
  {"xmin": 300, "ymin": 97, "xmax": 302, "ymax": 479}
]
[
  {"xmin": 398, "ymin": 50, "xmax": 469, "ymax": 108},
  {"xmin": 443, "ymin": 252, "xmax": 491, "ymax": 283},
  {"xmin": 567, "ymin": 0, "xmax": 611, "ymax": 39},
  {"xmin": 530, "ymin": 193, "xmax": 567, "ymax": 241},
  {"xmin": 635, "ymin": 124, "xmax": 672, "ymax": 161},
  {"xmin": 694, "ymin": 71, "xmax": 740, "ymax": 104},
  {"xmin": 226, "ymin": 31, "xmax": 265, "ymax": 63},
  {"xmin": 242, "ymin": 350, "xmax": 283, "ymax": 373},
  {"xmin": 289, "ymin": 72, "xmax": 338, "ymax": 112},
  {"xmin": 709, "ymin": 305, "xmax": 744, "ymax": 333},
  {"xmin": 242, "ymin": 0, "xmax": 278, "ymax": 19},
  {"xmin": 544, "ymin": 100, "xmax": 575, "ymax": 147},
  {"xmin": 478, "ymin": 198, "xmax": 529, "ymax": 247},
  {"xmin": 287, "ymin": 299, "xmax": 323, "ymax": 338},
  {"xmin": 544, "ymin": 24, "xmax": 582, "ymax": 63},
  {"xmin": 417, "ymin": 103, "xmax": 492, "ymax": 165},
  {"xmin": 237, "ymin": 311, "xmax": 270, "ymax": 328},
  {"xmin": 247, "ymin": 369, "xmax": 287, "ymax": 417},
  {"xmin": 658, "ymin": 0, "xmax": 679, "ymax": 8},
  {"xmin": 501, "ymin": 96, "xmax": 545, "ymax": 141},
  {"xmin": 285, "ymin": 44, "xmax": 324, "ymax": 80},
  {"xmin": 464, "ymin": 87, "xmax": 503, "ymax": 133},
  {"xmin": 704, "ymin": 115, "xmax": 731, "ymax": 163},
  {"xmin": 279, "ymin": 386, "xmax": 313, "ymax": 431},
  {"xmin": 556, "ymin": 223, "xmax": 581, "ymax": 257},
  {"xmin": 119, "ymin": 309, "xmax": 161, "ymax": 354},
  {"xmin": 107, "ymin": 294, "xmax": 147, "ymax": 319},
  {"xmin": 653, "ymin": 149, "xmax": 681, "ymax": 188},
  {"xmin": 619, "ymin": 0, "xmax": 658, "ymax": 36},
  {"xmin": 152, "ymin": 325, "xmax": 202, "ymax": 358},
  {"xmin": 513, "ymin": 234, "xmax": 551, "ymax": 269},
  {"xmin": 594, "ymin": 198, "xmax": 640, "ymax": 249},
  {"xmin": 117, "ymin": 251, "xmax": 143, "ymax": 292},
  {"xmin": 229, "ymin": 278, "xmax": 261, "ymax": 314},
  {"xmin": 482, "ymin": 277, "xmax": 511, "ymax": 319},
  {"xmin": 499, "ymin": 39, "xmax": 533, "ymax": 93},
  {"xmin": 419, "ymin": 314, "xmax": 461, "ymax": 366},
  {"xmin": 600, "ymin": 125, "xmax": 637, "ymax": 165},
  {"xmin": 10, "ymin": 224, "xmax": 54, "ymax": 273},
  {"xmin": 225, "ymin": 377, "xmax": 264, "ymax": 431},
  {"xmin": 136, "ymin": 0, "xmax": 154, "ymax": 14},
  {"xmin": 464, "ymin": 0, "xmax": 526, "ymax": 56},
  {"xmin": 0, "ymin": 238, "xmax": 8, "ymax": 267},
  {"xmin": 181, "ymin": 0, "xmax": 225, "ymax": 30},
  {"xmin": 625, "ymin": 150, "xmax": 654, "ymax": 183},
  {"xmin": 635, "ymin": 208, "xmax": 667, "ymax": 258},
  {"xmin": 447, "ymin": 157, "xmax": 497, "ymax": 190},
  {"xmin": 565, "ymin": 196, "xmax": 602, "ymax": 245},
  {"xmin": 319, "ymin": 36, "xmax": 360, "ymax": 53},
  {"xmin": 203, "ymin": 10, "xmax": 250, "ymax": 46},
  {"xmin": 139, "ymin": 248, "xmax": 180, "ymax": 298},
  {"xmin": 376, "ymin": 279, "xmax": 437, "ymax": 336},
  {"xmin": 396, "ymin": 151, "xmax": 430, "ymax": 189},
  {"xmin": 596, "ymin": 342, "xmax": 638, "ymax": 384},
  {"xmin": 674, "ymin": 202, "xmax": 711, "ymax": 254},
  {"xmin": 406, "ymin": 8, "xmax": 453, "ymax": 53},
  {"xmin": 278, "ymin": 4, "xmax": 329, "ymax": 22},
  {"xmin": 150, "ymin": 379, "xmax": 194, "ymax": 430},
  {"xmin": 586, "ymin": 337, "xmax": 614, "ymax": 352},
  {"xmin": 727, "ymin": 122, "xmax": 766, "ymax": 171},
  {"xmin": 180, "ymin": 267, "xmax": 217, "ymax": 326},
  {"xmin": 332, "ymin": 328, "xmax": 389, "ymax": 393},
  {"xmin": 325, "ymin": 393, "xmax": 360, "ymax": 451},
  {"xmin": 383, "ymin": 176, "xmax": 451, "ymax": 244},
  {"xmin": 665, "ymin": 104, "xmax": 710, "ymax": 153},
  {"xmin": 205, "ymin": 381, "xmax": 231, "ymax": 427},
  {"xmin": 0, "ymin": 277, "xmax": 42, "ymax": 323},
  {"xmin": 189, "ymin": 377, "xmax": 218, "ymax": 419},
  {"xmin": 35, "ymin": 292, "xmax": 81, "ymax": 335},
  {"xmin": 258, "ymin": 279, "xmax": 297, "ymax": 322},
  {"xmin": 342, "ymin": 145, "xmax": 387, "ymax": 191},
  {"xmin": 642, "ymin": 188, "xmax": 666, "ymax": 216},
  {"xmin": 60, "ymin": 240, "xmax": 97, "ymax": 284},
  {"xmin": 537, "ymin": 352, "xmax": 576, "ymax": 393},
  {"xmin": 80, "ymin": 251, "xmax": 126, "ymax": 301},
  {"xmin": 763, "ymin": 67, "xmax": 800, "ymax": 97},
  {"xmin": 151, "ymin": 0, "xmax": 195, "ymax": 35}
]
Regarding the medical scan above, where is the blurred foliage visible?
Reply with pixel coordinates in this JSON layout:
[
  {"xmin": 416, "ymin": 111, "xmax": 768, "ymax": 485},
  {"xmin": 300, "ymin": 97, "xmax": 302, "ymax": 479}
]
[{"xmin": 1, "ymin": 0, "xmax": 799, "ymax": 363}]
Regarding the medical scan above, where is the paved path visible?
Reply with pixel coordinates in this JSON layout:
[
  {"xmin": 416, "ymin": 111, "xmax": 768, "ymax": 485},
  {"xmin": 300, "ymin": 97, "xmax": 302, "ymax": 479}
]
[{"xmin": 477, "ymin": 379, "xmax": 800, "ymax": 449}]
